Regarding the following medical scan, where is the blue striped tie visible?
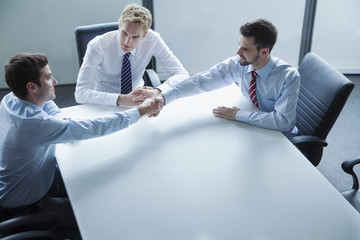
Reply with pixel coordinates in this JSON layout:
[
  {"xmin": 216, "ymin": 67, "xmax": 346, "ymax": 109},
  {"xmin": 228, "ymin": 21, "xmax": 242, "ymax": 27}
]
[{"xmin": 121, "ymin": 52, "xmax": 132, "ymax": 94}]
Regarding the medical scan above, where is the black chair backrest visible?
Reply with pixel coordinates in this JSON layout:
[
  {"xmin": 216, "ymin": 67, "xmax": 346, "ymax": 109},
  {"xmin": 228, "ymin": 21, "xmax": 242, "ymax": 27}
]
[
  {"xmin": 296, "ymin": 52, "xmax": 354, "ymax": 139},
  {"xmin": 75, "ymin": 22, "xmax": 119, "ymax": 67}
]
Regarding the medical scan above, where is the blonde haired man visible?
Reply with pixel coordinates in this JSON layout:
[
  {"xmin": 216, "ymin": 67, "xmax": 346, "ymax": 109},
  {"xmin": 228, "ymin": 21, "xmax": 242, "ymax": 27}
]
[
  {"xmin": 75, "ymin": 3, "xmax": 189, "ymax": 106},
  {"xmin": 120, "ymin": 3, "xmax": 152, "ymax": 30}
]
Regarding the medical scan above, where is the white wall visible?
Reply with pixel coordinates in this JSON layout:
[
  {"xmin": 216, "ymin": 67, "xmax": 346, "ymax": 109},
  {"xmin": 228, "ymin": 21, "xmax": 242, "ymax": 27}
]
[
  {"xmin": 0, "ymin": 0, "xmax": 140, "ymax": 88},
  {"xmin": 312, "ymin": 0, "xmax": 360, "ymax": 73},
  {"xmin": 154, "ymin": 0, "xmax": 305, "ymax": 77},
  {"xmin": 1, "ymin": 0, "xmax": 359, "ymax": 89}
]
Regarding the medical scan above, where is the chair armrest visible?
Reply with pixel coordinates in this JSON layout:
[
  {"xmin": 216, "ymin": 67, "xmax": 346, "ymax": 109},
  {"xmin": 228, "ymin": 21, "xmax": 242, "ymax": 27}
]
[
  {"xmin": 2, "ymin": 230, "xmax": 56, "ymax": 240},
  {"xmin": 143, "ymin": 69, "xmax": 161, "ymax": 88},
  {"xmin": 288, "ymin": 135, "xmax": 328, "ymax": 147},
  {"xmin": 0, "ymin": 212, "xmax": 62, "ymax": 234},
  {"xmin": 341, "ymin": 157, "xmax": 360, "ymax": 189},
  {"xmin": 342, "ymin": 158, "xmax": 360, "ymax": 174}
]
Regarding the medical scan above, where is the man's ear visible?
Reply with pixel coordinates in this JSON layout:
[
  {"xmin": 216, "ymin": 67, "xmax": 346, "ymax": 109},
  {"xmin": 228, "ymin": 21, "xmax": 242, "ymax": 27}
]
[
  {"xmin": 260, "ymin": 47, "xmax": 270, "ymax": 57},
  {"xmin": 26, "ymin": 82, "xmax": 38, "ymax": 95}
]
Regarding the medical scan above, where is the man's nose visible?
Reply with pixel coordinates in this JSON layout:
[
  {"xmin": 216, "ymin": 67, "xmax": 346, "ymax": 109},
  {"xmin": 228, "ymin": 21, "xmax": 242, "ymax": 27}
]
[
  {"xmin": 53, "ymin": 77, "xmax": 58, "ymax": 86},
  {"xmin": 125, "ymin": 36, "xmax": 130, "ymax": 44},
  {"xmin": 237, "ymin": 47, "xmax": 242, "ymax": 55}
]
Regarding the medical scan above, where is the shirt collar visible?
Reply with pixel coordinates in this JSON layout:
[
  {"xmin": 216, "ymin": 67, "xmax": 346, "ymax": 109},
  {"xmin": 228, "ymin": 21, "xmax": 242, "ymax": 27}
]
[
  {"xmin": 247, "ymin": 55, "xmax": 275, "ymax": 81},
  {"xmin": 17, "ymin": 97, "xmax": 44, "ymax": 110}
]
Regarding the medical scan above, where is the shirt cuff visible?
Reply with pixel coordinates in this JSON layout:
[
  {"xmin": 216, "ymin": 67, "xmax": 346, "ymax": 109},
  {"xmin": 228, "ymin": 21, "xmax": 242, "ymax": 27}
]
[
  {"xmin": 162, "ymin": 89, "xmax": 177, "ymax": 105},
  {"xmin": 157, "ymin": 83, "xmax": 171, "ymax": 93},
  {"xmin": 123, "ymin": 107, "xmax": 141, "ymax": 124},
  {"xmin": 235, "ymin": 110, "xmax": 252, "ymax": 122},
  {"xmin": 106, "ymin": 93, "xmax": 121, "ymax": 106}
]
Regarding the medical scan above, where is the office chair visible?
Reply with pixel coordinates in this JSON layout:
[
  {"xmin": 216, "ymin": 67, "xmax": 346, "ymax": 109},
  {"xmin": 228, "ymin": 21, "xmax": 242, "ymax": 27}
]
[
  {"xmin": 0, "ymin": 211, "xmax": 62, "ymax": 239},
  {"xmin": 341, "ymin": 157, "xmax": 360, "ymax": 212},
  {"xmin": 289, "ymin": 52, "xmax": 354, "ymax": 166},
  {"xmin": 75, "ymin": 22, "xmax": 161, "ymax": 87}
]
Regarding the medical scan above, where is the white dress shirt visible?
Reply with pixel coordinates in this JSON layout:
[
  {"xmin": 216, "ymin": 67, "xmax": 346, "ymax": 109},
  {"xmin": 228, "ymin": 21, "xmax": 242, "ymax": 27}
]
[
  {"xmin": 163, "ymin": 55, "xmax": 300, "ymax": 136},
  {"xmin": 75, "ymin": 29, "xmax": 189, "ymax": 106}
]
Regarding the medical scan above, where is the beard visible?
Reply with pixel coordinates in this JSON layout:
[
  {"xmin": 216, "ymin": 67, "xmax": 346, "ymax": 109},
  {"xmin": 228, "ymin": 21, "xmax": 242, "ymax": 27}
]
[
  {"xmin": 239, "ymin": 59, "xmax": 250, "ymax": 66},
  {"xmin": 239, "ymin": 52, "xmax": 260, "ymax": 66}
]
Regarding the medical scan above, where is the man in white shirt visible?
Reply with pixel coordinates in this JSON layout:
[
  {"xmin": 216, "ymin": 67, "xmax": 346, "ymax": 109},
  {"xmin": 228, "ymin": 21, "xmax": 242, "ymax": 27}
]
[{"xmin": 75, "ymin": 3, "xmax": 189, "ymax": 106}]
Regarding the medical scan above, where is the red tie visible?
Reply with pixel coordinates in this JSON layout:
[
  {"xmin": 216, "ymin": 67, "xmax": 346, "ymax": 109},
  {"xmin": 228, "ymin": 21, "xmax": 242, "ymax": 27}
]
[{"xmin": 249, "ymin": 71, "xmax": 260, "ymax": 109}]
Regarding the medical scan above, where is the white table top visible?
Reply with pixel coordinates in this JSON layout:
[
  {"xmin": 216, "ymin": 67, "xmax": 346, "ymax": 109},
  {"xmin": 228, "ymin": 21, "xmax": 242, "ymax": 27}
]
[{"xmin": 56, "ymin": 84, "xmax": 360, "ymax": 240}]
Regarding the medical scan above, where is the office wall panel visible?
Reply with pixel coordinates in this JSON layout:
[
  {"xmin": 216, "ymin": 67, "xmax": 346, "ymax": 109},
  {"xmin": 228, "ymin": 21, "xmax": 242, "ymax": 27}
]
[
  {"xmin": 0, "ymin": 0, "xmax": 140, "ymax": 88},
  {"xmin": 154, "ymin": 0, "xmax": 305, "ymax": 78},
  {"xmin": 312, "ymin": 0, "xmax": 360, "ymax": 73},
  {"xmin": 2, "ymin": 0, "xmax": 357, "ymax": 89}
]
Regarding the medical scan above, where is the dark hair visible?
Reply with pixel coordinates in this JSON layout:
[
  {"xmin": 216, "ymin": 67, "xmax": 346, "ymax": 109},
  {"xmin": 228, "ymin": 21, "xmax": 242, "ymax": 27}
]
[
  {"xmin": 5, "ymin": 53, "xmax": 48, "ymax": 99},
  {"xmin": 240, "ymin": 19, "xmax": 278, "ymax": 52}
]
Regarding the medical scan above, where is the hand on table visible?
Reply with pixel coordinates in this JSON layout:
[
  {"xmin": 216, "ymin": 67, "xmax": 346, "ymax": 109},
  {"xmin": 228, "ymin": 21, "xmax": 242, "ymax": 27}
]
[
  {"xmin": 212, "ymin": 106, "xmax": 239, "ymax": 121},
  {"xmin": 116, "ymin": 91, "xmax": 140, "ymax": 106}
]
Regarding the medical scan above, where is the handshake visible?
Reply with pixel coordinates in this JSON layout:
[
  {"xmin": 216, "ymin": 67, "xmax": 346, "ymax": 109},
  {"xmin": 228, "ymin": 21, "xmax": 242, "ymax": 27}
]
[
  {"xmin": 123, "ymin": 86, "xmax": 240, "ymax": 121},
  {"xmin": 137, "ymin": 96, "xmax": 164, "ymax": 117},
  {"xmin": 132, "ymin": 86, "xmax": 165, "ymax": 118}
]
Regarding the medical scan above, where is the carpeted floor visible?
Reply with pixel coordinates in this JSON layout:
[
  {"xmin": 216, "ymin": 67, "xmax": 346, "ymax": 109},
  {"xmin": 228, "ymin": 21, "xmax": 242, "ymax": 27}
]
[{"xmin": 317, "ymin": 74, "xmax": 360, "ymax": 192}]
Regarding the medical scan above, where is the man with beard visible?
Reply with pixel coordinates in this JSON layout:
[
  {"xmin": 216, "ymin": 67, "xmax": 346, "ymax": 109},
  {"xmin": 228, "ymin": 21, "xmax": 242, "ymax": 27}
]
[{"xmin": 158, "ymin": 19, "xmax": 300, "ymax": 137}]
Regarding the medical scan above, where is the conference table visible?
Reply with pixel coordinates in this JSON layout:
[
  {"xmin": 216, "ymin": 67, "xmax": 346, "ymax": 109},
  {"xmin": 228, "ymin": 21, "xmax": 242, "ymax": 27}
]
[{"xmin": 56, "ymin": 84, "xmax": 360, "ymax": 240}]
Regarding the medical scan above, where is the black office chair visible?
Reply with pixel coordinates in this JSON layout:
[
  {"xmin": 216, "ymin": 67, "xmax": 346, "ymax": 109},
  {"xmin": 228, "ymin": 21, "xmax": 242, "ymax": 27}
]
[
  {"xmin": 289, "ymin": 52, "xmax": 354, "ymax": 166},
  {"xmin": 0, "ymin": 210, "xmax": 62, "ymax": 240},
  {"xmin": 341, "ymin": 157, "xmax": 360, "ymax": 212},
  {"xmin": 75, "ymin": 22, "xmax": 161, "ymax": 87}
]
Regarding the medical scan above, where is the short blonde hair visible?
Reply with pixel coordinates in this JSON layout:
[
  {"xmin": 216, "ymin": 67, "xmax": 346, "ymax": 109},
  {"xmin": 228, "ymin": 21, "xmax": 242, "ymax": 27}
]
[{"xmin": 119, "ymin": 3, "xmax": 152, "ymax": 32}]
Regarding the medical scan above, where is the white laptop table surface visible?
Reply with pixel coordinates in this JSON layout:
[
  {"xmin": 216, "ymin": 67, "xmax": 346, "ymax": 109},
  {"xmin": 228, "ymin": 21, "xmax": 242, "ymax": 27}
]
[{"xmin": 56, "ymin": 84, "xmax": 360, "ymax": 240}]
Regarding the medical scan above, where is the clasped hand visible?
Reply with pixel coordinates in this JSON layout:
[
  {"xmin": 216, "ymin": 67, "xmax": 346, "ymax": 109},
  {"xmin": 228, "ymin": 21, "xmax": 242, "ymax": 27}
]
[
  {"xmin": 137, "ymin": 96, "xmax": 164, "ymax": 117},
  {"xmin": 132, "ymin": 86, "xmax": 164, "ymax": 117},
  {"xmin": 116, "ymin": 86, "xmax": 160, "ymax": 106},
  {"xmin": 132, "ymin": 86, "xmax": 161, "ymax": 105}
]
